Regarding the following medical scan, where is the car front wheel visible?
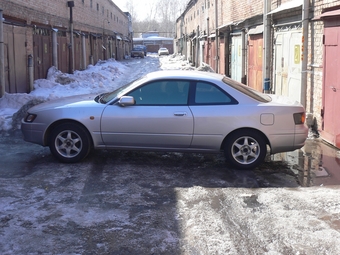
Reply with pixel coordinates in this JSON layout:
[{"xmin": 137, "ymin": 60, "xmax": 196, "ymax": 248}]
[
  {"xmin": 224, "ymin": 130, "xmax": 267, "ymax": 170},
  {"xmin": 49, "ymin": 123, "xmax": 91, "ymax": 163}
]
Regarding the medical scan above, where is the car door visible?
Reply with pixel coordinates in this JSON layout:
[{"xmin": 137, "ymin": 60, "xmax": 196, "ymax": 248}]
[
  {"xmin": 188, "ymin": 81, "xmax": 239, "ymax": 150},
  {"xmin": 100, "ymin": 80, "xmax": 194, "ymax": 148}
]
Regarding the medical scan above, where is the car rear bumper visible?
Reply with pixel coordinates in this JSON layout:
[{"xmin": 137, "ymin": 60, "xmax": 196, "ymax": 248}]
[
  {"xmin": 131, "ymin": 52, "xmax": 144, "ymax": 57},
  {"xmin": 269, "ymin": 125, "xmax": 308, "ymax": 154}
]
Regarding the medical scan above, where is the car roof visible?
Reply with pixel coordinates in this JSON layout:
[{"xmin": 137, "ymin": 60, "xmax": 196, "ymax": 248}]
[{"xmin": 145, "ymin": 70, "xmax": 224, "ymax": 81}]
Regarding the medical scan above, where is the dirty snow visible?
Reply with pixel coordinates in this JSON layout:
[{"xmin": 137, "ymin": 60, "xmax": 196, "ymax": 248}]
[{"xmin": 1, "ymin": 53, "xmax": 340, "ymax": 254}]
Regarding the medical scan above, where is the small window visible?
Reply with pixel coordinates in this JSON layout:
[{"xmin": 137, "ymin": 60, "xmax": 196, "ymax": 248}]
[
  {"xmin": 90, "ymin": 0, "xmax": 92, "ymax": 8},
  {"xmin": 97, "ymin": 3, "xmax": 99, "ymax": 11},
  {"xmin": 194, "ymin": 82, "xmax": 236, "ymax": 105},
  {"xmin": 127, "ymin": 80, "xmax": 190, "ymax": 105}
]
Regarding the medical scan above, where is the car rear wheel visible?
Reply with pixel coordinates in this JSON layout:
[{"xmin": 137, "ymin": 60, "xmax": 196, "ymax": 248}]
[
  {"xmin": 49, "ymin": 123, "xmax": 91, "ymax": 163},
  {"xmin": 224, "ymin": 130, "xmax": 267, "ymax": 170}
]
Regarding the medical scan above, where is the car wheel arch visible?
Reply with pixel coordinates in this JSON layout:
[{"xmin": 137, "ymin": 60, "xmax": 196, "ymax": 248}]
[
  {"xmin": 44, "ymin": 119, "xmax": 94, "ymax": 148},
  {"xmin": 220, "ymin": 128, "xmax": 270, "ymax": 151},
  {"xmin": 221, "ymin": 128, "xmax": 271, "ymax": 169}
]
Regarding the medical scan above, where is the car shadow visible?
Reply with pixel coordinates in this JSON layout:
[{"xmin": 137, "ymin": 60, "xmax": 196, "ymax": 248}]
[{"xmin": 88, "ymin": 149, "xmax": 300, "ymax": 189}]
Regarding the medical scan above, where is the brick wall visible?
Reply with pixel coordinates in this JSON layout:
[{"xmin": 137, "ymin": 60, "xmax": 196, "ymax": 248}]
[
  {"xmin": 219, "ymin": 0, "xmax": 263, "ymax": 25},
  {"xmin": 1, "ymin": 0, "xmax": 129, "ymax": 36}
]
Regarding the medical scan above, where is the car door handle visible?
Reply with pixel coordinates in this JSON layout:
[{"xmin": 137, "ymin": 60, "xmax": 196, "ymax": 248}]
[{"xmin": 174, "ymin": 112, "xmax": 187, "ymax": 116}]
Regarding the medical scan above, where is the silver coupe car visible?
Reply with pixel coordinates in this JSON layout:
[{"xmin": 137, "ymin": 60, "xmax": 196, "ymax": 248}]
[{"xmin": 21, "ymin": 70, "xmax": 308, "ymax": 169}]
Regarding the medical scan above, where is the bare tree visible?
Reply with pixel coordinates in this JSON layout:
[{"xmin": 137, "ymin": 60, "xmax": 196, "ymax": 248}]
[
  {"xmin": 124, "ymin": 0, "xmax": 138, "ymax": 22},
  {"xmin": 129, "ymin": 0, "xmax": 188, "ymax": 37},
  {"xmin": 155, "ymin": 0, "xmax": 187, "ymax": 37}
]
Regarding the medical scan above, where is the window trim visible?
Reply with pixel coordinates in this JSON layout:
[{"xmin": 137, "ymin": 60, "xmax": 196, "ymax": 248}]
[{"xmin": 189, "ymin": 81, "xmax": 239, "ymax": 106}]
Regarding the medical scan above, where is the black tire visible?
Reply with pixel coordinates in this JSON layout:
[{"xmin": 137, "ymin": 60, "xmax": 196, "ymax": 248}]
[
  {"xmin": 224, "ymin": 130, "xmax": 267, "ymax": 170},
  {"xmin": 49, "ymin": 123, "xmax": 92, "ymax": 163}
]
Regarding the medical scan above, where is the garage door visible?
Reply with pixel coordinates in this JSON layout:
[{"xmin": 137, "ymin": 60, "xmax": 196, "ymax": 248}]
[{"xmin": 273, "ymin": 26, "xmax": 302, "ymax": 103}]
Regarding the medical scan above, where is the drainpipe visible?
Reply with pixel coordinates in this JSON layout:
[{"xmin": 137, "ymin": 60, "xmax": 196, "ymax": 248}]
[
  {"xmin": 301, "ymin": 0, "xmax": 309, "ymax": 109},
  {"xmin": 81, "ymin": 34, "xmax": 86, "ymax": 69},
  {"xmin": 207, "ymin": 18, "xmax": 210, "ymax": 64},
  {"xmin": 52, "ymin": 29, "xmax": 58, "ymax": 69},
  {"xmin": 67, "ymin": 1, "xmax": 74, "ymax": 74},
  {"xmin": 180, "ymin": 18, "xmax": 183, "ymax": 54},
  {"xmin": 196, "ymin": 25, "xmax": 199, "ymax": 67},
  {"xmin": 215, "ymin": 0, "xmax": 218, "ymax": 73},
  {"xmin": 0, "ymin": 9, "xmax": 4, "ymax": 97},
  {"xmin": 241, "ymin": 30, "xmax": 246, "ymax": 84},
  {"xmin": 224, "ymin": 32, "xmax": 229, "ymax": 76},
  {"xmin": 263, "ymin": 0, "xmax": 271, "ymax": 93},
  {"xmin": 28, "ymin": 54, "xmax": 34, "ymax": 91}
]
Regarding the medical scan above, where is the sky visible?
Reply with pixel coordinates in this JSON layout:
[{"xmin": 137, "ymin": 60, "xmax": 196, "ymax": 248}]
[
  {"xmin": 0, "ymin": 53, "xmax": 193, "ymax": 133},
  {"xmin": 113, "ymin": 0, "xmax": 158, "ymax": 20},
  {"xmin": 112, "ymin": 0, "xmax": 128, "ymax": 12}
]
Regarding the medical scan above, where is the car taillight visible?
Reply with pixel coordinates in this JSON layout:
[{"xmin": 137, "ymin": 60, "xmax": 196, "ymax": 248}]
[
  {"xmin": 24, "ymin": 113, "xmax": 37, "ymax": 123},
  {"xmin": 293, "ymin": 112, "xmax": 306, "ymax": 125}
]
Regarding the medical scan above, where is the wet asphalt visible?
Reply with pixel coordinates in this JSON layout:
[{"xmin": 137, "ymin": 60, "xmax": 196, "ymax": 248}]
[
  {"xmin": 273, "ymin": 137, "xmax": 340, "ymax": 187},
  {"xmin": 1, "ymin": 55, "xmax": 340, "ymax": 254}
]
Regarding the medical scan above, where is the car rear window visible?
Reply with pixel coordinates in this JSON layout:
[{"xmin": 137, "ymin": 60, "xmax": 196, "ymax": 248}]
[{"xmin": 222, "ymin": 76, "xmax": 271, "ymax": 102}]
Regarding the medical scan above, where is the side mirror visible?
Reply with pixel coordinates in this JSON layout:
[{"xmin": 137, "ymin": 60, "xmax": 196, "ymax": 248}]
[{"xmin": 118, "ymin": 96, "xmax": 135, "ymax": 107}]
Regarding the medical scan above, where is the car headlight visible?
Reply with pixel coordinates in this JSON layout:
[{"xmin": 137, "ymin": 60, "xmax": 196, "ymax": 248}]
[
  {"xmin": 24, "ymin": 113, "xmax": 37, "ymax": 123},
  {"xmin": 293, "ymin": 112, "xmax": 306, "ymax": 125}
]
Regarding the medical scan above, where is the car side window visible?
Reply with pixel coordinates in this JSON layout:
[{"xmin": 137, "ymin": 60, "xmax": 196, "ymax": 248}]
[
  {"xmin": 127, "ymin": 80, "xmax": 190, "ymax": 105},
  {"xmin": 194, "ymin": 82, "xmax": 236, "ymax": 104}
]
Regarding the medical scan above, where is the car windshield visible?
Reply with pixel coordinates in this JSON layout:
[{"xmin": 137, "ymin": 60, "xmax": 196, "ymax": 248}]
[
  {"xmin": 222, "ymin": 76, "xmax": 271, "ymax": 102},
  {"xmin": 96, "ymin": 76, "xmax": 147, "ymax": 104}
]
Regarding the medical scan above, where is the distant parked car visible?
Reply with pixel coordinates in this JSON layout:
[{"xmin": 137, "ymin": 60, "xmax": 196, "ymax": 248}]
[
  {"xmin": 21, "ymin": 70, "xmax": 308, "ymax": 169},
  {"xmin": 134, "ymin": 44, "xmax": 147, "ymax": 56},
  {"xmin": 131, "ymin": 47, "xmax": 145, "ymax": 58},
  {"xmin": 158, "ymin": 47, "xmax": 169, "ymax": 56}
]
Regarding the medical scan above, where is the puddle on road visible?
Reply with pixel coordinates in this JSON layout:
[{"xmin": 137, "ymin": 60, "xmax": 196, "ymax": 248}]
[{"xmin": 271, "ymin": 138, "xmax": 340, "ymax": 187}]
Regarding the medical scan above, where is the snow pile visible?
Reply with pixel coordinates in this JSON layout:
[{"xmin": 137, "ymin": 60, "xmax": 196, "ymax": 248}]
[
  {"xmin": 0, "ymin": 59, "xmax": 129, "ymax": 132},
  {"xmin": 0, "ymin": 54, "xmax": 212, "ymax": 133}
]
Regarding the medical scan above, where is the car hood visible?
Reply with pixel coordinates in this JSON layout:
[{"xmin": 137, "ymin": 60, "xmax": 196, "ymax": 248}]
[{"xmin": 28, "ymin": 94, "xmax": 99, "ymax": 113}]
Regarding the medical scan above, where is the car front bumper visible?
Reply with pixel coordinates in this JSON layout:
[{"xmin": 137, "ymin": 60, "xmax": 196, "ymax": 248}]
[{"xmin": 21, "ymin": 121, "xmax": 46, "ymax": 146}]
